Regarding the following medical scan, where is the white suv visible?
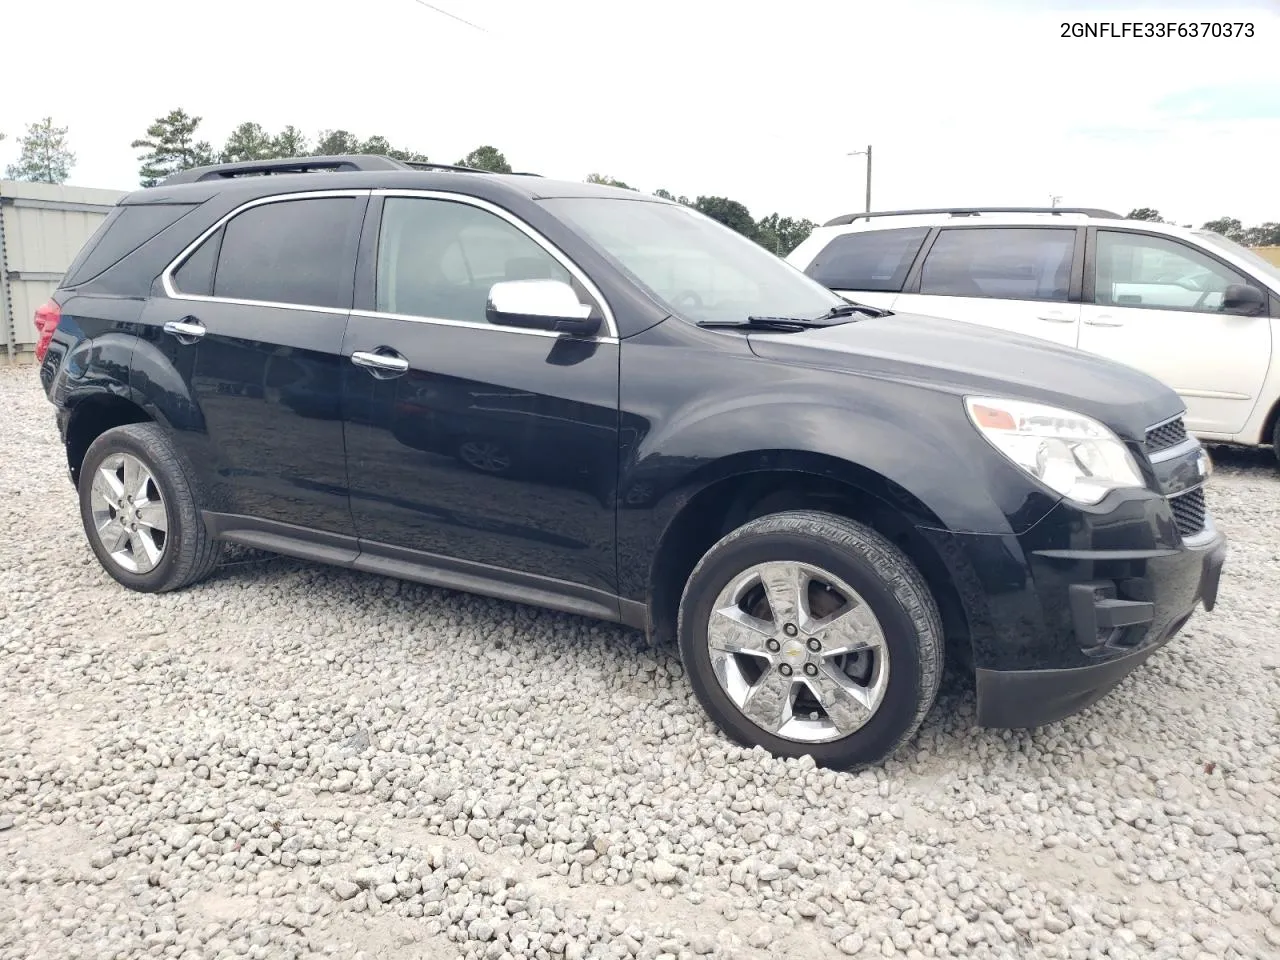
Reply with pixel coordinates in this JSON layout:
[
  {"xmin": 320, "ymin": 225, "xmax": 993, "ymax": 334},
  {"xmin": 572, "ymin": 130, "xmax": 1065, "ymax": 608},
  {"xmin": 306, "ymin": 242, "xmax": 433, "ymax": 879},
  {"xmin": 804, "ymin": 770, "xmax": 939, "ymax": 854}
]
[{"xmin": 787, "ymin": 207, "xmax": 1280, "ymax": 463}]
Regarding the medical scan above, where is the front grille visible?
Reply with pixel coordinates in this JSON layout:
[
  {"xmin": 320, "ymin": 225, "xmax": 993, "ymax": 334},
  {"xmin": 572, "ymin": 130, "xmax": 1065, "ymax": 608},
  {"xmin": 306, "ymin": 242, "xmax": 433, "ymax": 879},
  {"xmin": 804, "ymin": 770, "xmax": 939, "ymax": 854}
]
[
  {"xmin": 1145, "ymin": 417, "xmax": 1188, "ymax": 454},
  {"xmin": 1169, "ymin": 486, "xmax": 1207, "ymax": 538}
]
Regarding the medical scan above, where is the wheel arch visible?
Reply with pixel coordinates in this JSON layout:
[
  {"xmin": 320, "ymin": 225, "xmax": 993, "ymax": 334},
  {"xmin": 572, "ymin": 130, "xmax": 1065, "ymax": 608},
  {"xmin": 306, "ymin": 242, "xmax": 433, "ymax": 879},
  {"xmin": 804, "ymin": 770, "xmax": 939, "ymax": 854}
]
[
  {"xmin": 65, "ymin": 392, "xmax": 156, "ymax": 487},
  {"xmin": 645, "ymin": 453, "xmax": 973, "ymax": 673}
]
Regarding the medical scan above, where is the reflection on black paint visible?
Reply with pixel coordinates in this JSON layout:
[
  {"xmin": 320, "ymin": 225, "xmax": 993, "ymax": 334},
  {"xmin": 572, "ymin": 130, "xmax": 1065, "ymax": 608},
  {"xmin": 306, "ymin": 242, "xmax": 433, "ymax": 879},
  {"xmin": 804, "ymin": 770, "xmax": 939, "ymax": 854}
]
[{"xmin": 342, "ymin": 322, "xmax": 621, "ymax": 594}]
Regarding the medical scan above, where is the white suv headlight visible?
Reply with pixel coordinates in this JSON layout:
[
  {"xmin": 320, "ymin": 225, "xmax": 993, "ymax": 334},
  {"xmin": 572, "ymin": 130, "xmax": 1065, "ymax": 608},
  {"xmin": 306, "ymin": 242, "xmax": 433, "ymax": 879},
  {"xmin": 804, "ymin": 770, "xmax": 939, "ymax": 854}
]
[{"xmin": 964, "ymin": 397, "xmax": 1146, "ymax": 506}]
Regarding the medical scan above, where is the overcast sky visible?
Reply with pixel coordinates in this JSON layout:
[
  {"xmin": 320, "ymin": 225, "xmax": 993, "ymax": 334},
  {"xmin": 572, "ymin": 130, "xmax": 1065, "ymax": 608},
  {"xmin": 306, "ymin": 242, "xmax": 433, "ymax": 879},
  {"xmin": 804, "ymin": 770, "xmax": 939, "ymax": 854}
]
[{"xmin": 2, "ymin": 0, "xmax": 1277, "ymax": 227}]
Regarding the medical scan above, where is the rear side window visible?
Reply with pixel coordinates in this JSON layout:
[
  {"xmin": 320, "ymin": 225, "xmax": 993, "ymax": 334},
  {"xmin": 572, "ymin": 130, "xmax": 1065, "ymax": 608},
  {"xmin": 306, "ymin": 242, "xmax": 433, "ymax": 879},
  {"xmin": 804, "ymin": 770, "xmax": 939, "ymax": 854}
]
[
  {"xmin": 187, "ymin": 197, "xmax": 362, "ymax": 309},
  {"xmin": 63, "ymin": 203, "xmax": 198, "ymax": 287},
  {"xmin": 803, "ymin": 227, "xmax": 929, "ymax": 292},
  {"xmin": 171, "ymin": 228, "xmax": 221, "ymax": 297},
  {"xmin": 920, "ymin": 228, "xmax": 1075, "ymax": 302}
]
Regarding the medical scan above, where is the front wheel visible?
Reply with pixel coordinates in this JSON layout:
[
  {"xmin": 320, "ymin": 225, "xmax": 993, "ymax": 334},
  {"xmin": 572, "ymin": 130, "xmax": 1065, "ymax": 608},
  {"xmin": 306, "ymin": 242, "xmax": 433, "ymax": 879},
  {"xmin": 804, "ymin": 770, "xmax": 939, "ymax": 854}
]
[{"xmin": 677, "ymin": 510, "xmax": 944, "ymax": 769}]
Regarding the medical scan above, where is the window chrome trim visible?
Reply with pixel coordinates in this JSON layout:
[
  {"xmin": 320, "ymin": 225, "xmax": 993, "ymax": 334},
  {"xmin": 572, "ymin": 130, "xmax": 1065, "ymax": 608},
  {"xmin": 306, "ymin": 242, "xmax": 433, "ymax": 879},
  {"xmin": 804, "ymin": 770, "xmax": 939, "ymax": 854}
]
[
  {"xmin": 159, "ymin": 189, "xmax": 372, "ymax": 314},
  {"xmin": 369, "ymin": 188, "xmax": 619, "ymax": 340},
  {"xmin": 158, "ymin": 187, "xmax": 621, "ymax": 342},
  {"xmin": 349, "ymin": 307, "xmax": 569, "ymax": 339}
]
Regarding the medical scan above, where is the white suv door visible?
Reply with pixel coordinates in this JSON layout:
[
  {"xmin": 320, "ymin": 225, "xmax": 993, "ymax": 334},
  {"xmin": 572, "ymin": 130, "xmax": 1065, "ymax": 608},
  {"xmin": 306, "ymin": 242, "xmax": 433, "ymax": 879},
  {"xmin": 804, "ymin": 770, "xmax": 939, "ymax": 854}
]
[
  {"xmin": 1078, "ymin": 228, "xmax": 1273, "ymax": 436},
  {"xmin": 891, "ymin": 226, "xmax": 1083, "ymax": 348}
]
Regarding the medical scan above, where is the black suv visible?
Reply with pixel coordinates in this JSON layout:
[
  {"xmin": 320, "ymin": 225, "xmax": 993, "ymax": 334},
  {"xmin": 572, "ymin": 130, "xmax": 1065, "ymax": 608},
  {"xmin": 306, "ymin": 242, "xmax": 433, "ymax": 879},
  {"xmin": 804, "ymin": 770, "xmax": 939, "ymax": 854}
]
[{"xmin": 35, "ymin": 155, "xmax": 1227, "ymax": 768}]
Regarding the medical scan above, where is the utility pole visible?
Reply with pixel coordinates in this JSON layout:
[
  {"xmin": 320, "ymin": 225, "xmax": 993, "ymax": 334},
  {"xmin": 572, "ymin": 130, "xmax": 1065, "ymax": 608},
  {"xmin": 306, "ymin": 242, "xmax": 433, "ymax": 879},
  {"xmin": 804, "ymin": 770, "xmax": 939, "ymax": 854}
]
[
  {"xmin": 1049, "ymin": 194, "xmax": 1062, "ymax": 208},
  {"xmin": 848, "ymin": 145, "xmax": 872, "ymax": 212}
]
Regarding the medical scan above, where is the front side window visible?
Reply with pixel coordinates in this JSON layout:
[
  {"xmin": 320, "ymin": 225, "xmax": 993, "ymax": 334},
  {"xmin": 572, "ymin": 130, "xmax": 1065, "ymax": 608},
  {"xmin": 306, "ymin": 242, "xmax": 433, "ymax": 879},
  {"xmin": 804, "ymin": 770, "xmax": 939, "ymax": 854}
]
[
  {"xmin": 375, "ymin": 197, "xmax": 576, "ymax": 324},
  {"xmin": 188, "ymin": 197, "xmax": 362, "ymax": 309},
  {"xmin": 541, "ymin": 197, "xmax": 844, "ymax": 325},
  {"xmin": 919, "ymin": 228, "xmax": 1075, "ymax": 302},
  {"xmin": 803, "ymin": 227, "xmax": 930, "ymax": 292},
  {"xmin": 1096, "ymin": 230, "xmax": 1250, "ymax": 312}
]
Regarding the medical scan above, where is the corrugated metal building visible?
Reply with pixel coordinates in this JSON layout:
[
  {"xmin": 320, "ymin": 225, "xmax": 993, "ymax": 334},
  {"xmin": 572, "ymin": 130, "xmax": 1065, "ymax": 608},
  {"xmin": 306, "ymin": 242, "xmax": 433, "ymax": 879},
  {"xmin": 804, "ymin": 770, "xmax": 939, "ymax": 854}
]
[{"xmin": 1, "ymin": 180, "xmax": 126, "ymax": 360}]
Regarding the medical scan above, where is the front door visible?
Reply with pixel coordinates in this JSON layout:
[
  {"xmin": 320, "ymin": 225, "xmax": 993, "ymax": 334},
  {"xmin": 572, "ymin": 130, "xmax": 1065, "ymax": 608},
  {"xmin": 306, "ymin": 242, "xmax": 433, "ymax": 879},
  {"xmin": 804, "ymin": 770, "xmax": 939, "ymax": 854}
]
[
  {"xmin": 139, "ymin": 192, "xmax": 367, "ymax": 535},
  {"xmin": 340, "ymin": 194, "xmax": 620, "ymax": 603},
  {"xmin": 1077, "ymin": 228, "xmax": 1273, "ymax": 436},
  {"xmin": 892, "ymin": 225, "xmax": 1084, "ymax": 347}
]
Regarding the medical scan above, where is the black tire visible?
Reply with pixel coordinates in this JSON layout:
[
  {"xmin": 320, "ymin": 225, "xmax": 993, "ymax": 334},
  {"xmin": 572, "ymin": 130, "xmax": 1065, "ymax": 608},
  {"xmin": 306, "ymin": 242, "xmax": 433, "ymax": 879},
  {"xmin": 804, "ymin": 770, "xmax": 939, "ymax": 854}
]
[
  {"xmin": 78, "ymin": 422, "xmax": 222, "ymax": 593},
  {"xmin": 677, "ymin": 510, "xmax": 944, "ymax": 770},
  {"xmin": 1273, "ymin": 417, "xmax": 1280, "ymax": 470}
]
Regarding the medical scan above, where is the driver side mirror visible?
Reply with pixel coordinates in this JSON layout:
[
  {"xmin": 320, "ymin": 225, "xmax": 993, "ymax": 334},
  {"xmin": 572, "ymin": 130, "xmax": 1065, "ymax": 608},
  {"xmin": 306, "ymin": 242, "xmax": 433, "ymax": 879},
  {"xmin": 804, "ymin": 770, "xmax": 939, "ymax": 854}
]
[
  {"xmin": 486, "ymin": 280, "xmax": 602, "ymax": 337},
  {"xmin": 1222, "ymin": 283, "xmax": 1267, "ymax": 317}
]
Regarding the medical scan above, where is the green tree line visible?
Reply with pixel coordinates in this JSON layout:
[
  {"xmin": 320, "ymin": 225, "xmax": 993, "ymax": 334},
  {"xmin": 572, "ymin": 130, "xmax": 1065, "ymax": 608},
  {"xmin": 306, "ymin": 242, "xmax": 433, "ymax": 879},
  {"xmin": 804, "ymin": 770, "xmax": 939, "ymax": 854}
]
[
  {"xmin": 7, "ymin": 113, "xmax": 1280, "ymax": 256},
  {"xmin": 1126, "ymin": 208, "xmax": 1280, "ymax": 247},
  {"xmin": 127, "ymin": 110, "xmax": 820, "ymax": 255}
]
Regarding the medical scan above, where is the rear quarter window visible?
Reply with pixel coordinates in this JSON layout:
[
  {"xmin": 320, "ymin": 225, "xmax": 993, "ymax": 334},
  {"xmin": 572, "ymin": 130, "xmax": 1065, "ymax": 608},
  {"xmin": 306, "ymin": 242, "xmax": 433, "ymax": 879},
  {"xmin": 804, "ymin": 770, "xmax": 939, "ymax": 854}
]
[
  {"xmin": 62, "ymin": 203, "xmax": 199, "ymax": 287},
  {"xmin": 802, "ymin": 227, "xmax": 930, "ymax": 292}
]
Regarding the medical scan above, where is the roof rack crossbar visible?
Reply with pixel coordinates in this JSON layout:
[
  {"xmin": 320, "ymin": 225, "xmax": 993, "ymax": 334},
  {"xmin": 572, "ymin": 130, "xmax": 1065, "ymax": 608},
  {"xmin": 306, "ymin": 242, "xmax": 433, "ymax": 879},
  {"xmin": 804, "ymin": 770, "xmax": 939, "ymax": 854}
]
[
  {"xmin": 160, "ymin": 153, "xmax": 545, "ymax": 187},
  {"xmin": 822, "ymin": 206, "xmax": 1124, "ymax": 227}
]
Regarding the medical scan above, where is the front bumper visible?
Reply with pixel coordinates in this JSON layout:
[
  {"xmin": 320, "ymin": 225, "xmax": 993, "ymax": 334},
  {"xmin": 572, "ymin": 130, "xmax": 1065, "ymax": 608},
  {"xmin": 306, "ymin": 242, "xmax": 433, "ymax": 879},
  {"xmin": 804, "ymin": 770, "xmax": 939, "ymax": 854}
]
[
  {"xmin": 974, "ymin": 530, "xmax": 1226, "ymax": 727},
  {"xmin": 918, "ymin": 479, "xmax": 1228, "ymax": 729}
]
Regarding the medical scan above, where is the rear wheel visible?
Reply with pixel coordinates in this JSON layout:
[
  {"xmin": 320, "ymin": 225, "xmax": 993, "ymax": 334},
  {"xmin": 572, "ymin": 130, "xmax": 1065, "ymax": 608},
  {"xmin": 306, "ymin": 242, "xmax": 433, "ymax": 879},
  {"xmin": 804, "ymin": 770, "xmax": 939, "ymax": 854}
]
[
  {"xmin": 677, "ymin": 510, "xmax": 943, "ymax": 769},
  {"xmin": 1273, "ymin": 417, "xmax": 1280, "ymax": 470},
  {"xmin": 78, "ymin": 423, "xmax": 221, "ymax": 593}
]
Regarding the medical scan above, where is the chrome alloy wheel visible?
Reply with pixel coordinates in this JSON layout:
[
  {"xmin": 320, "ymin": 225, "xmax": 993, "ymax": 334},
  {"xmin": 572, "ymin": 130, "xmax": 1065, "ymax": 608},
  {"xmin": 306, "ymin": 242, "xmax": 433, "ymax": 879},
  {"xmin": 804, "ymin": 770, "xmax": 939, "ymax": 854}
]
[
  {"xmin": 705, "ymin": 561, "xmax": 889, "ymax": 743},
  {"xmin": 89, "ymin": 452, "xmax": 169, "ymax": 574}
]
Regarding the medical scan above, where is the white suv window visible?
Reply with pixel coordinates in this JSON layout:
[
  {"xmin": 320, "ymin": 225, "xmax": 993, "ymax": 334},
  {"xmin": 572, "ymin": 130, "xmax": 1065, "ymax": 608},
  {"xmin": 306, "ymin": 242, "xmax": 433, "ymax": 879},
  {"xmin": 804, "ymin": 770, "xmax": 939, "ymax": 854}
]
[
  {"xmin": 919, "ymin": 228, "xmax": 1075, "ymax": 302},
  {"xmin": 803, "ymin": 227, "xmax": 930, "ymax": 291},
  {"xmin": 1095, "ymin": 230, "xmax": 1249, "ymax": 313}
]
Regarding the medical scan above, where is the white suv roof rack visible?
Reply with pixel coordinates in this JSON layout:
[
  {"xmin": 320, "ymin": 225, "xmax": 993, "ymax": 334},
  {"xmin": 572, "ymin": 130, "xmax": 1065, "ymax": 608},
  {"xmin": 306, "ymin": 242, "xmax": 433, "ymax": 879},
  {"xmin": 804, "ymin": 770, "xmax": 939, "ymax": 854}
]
[{"xmin": 822, "ymin": 206, "xmax": 1125, "ymax": 228}]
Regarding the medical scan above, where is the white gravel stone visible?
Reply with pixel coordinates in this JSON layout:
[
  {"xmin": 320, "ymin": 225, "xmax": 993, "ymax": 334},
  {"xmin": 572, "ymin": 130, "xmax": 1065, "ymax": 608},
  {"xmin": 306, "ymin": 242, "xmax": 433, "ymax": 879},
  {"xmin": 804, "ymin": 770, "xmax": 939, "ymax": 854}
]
[{"xmin": 0, "ymin": 364, "xmax": 1277, "ymax": 960}]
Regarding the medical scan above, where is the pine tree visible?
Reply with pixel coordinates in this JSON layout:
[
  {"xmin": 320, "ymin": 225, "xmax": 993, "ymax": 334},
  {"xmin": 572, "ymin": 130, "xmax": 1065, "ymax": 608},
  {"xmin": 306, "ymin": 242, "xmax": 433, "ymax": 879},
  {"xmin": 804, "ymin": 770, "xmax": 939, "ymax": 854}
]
[
  {"xmin": 5, "ymin": 117, "xmax": 75, "ymax": 183},
  {"xmin": 130, "ymin": 109, "xmax": 215, "ymax": 187}
]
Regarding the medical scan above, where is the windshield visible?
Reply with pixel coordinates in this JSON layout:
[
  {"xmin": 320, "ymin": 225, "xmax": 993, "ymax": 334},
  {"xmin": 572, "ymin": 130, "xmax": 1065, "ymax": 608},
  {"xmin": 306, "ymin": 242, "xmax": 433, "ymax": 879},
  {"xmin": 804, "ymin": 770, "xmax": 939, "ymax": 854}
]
[
  {"xmin": 541, "ymin": 197, "xmax": 844, "ymax": 324},
  {"xmin": 1193, "ymin": 230, "xmax": 1280, "ymax": 287}
]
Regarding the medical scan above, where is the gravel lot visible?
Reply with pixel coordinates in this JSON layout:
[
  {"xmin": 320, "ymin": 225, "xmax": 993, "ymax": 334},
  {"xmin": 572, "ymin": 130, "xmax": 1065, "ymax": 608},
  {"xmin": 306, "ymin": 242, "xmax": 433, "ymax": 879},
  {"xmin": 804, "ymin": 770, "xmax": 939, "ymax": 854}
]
[{"xmin": 1, "ymin": 360, "xmax": 1277, "ymax": 960}]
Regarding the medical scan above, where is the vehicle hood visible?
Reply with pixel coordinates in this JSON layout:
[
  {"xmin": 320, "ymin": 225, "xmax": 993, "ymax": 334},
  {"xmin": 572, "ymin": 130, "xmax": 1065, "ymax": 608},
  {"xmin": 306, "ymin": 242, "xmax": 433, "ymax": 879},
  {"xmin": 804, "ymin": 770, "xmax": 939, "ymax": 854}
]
[{"xmin": 746, "ymin": 311, "xmax": 1184, "ymax": 440}]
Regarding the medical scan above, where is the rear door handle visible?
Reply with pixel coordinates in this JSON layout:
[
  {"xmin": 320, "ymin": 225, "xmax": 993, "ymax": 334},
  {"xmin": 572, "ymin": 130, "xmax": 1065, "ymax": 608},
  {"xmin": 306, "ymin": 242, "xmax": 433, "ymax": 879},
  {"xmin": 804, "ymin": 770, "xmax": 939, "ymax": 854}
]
[
  {"xmin": 1084, "ymin": 315, "xmax": 1124, "ymax": 327},
  {"xmin": 163, "ymin": 318, "xmax": 206, "ymax": 343},
  {"xmin": 1037, "ymin": 311, "xmax": 1075, "ymax": 323},
  {"xmin": 351, "ymin": 349, "xmax": 410, "ymax": 379}
]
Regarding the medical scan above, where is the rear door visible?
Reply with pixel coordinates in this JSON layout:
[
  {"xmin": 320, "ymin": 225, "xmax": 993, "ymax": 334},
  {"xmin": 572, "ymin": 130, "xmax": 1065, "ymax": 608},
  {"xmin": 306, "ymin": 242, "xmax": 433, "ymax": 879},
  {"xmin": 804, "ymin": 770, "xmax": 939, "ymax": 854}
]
[
  {"xmin": 138, "ymin": 190, "xmax": 368, "ymax": 536},
  {"xmin": 892, "ymin": 226, "xmax": 1084, "ymax": 347},
  {"xmin": 795, "ymin": 226, "xmax": 930, "ymax": 310},
  {"xmin": 1078, "ymin": 227, "xmax": 1272, "ymax": 435}
]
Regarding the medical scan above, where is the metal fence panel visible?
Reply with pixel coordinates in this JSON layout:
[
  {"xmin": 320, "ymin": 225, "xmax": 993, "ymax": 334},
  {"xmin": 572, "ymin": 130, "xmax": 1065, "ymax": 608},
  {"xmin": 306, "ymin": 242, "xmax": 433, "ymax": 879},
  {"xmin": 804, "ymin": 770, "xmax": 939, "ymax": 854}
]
[{"xmin": 1, "ymin": 180, "xmax": 126, "ymax": 358}]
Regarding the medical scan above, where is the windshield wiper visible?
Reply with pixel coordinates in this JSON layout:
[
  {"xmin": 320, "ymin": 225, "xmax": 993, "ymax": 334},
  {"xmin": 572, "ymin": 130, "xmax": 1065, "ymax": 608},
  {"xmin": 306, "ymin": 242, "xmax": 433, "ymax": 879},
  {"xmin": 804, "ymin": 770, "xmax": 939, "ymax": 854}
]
[
  {"xmin": 697, "ymin": 302, "xmax": 892, "ymax": 333},
  {"xmin": 821, "ymin": 302, "xmax": 893, "ymax": 319},
  {"xmin": 697, "ymin": 315, "xmax": 842, "ymax": 333}
]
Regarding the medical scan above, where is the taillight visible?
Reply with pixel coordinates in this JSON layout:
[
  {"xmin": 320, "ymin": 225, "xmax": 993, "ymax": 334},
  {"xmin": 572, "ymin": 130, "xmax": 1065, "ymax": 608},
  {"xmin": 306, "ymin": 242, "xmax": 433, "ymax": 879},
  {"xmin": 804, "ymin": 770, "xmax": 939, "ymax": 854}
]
[{"xmin": 34, "ymin": 300, "xmax": 61, "ymax": 362}]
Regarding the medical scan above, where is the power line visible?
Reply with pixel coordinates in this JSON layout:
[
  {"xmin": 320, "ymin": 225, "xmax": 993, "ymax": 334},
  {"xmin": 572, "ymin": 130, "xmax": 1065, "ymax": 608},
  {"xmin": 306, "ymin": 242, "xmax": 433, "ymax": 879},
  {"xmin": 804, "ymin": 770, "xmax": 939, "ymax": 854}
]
[{"xmin": 403, "ymin": 0, "xmax": 488, "ymax": 32}]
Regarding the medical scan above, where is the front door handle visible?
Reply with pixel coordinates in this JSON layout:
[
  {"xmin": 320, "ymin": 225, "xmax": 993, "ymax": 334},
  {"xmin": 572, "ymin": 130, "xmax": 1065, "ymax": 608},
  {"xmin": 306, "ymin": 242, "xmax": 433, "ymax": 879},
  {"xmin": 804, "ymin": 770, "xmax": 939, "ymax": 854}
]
[
  {"xmin": 351, "ymin": 349, "xmax": 410, "ymax": 379},
  {"xmin": 163, "ymin": 318, "xmax": 206, "ymax": 344},
  {"xmin": 1037, "ymin": 311, "xmax": 1075, "ymax": 323},
  {"xmin": 1084, "ymin": 315, "xmax": 1124, "ymax": 327}
]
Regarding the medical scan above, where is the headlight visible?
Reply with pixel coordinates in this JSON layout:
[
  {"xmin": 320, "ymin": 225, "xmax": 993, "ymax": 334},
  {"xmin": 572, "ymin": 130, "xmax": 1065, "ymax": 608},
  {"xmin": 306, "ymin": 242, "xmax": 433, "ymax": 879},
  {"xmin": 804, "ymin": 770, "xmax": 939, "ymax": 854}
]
[{"xmin": 964, "ymin": 397, "xmax": 1145, "ymax": 505}]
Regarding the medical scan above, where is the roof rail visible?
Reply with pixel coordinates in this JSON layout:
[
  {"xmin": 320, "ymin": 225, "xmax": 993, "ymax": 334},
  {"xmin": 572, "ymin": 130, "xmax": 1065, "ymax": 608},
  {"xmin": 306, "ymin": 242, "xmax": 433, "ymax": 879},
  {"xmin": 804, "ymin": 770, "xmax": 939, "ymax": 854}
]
[
  {"xmin": 160, "ymin": 153, "xmax": 545, "ymax": 187},
  {"xmin": 822, "ymin": 206, "xmax": 1125, "ymax": 227},
  {"xmin": 160, "ymin": 154, "xmax": 410, "ymax": 186},
  {"xmin": 399, "ymin": 160, "xmax": 542, "ymax": 178}
]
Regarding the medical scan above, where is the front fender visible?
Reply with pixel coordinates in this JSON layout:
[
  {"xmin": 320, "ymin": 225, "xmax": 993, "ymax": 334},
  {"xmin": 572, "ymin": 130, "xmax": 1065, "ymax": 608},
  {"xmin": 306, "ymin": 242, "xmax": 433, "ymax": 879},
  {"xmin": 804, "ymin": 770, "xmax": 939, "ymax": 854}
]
[{"xmin": 624, "ymin": 393, "xmax": 1059, "ymax": 539}]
